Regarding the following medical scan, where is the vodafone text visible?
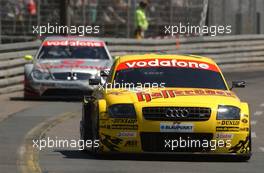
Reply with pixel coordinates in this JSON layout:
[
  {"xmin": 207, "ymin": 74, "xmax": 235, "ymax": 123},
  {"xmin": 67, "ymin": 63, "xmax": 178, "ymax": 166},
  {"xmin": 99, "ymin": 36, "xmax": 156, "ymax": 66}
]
[
  {"xmin": 43, "ymin": 40, "xmax": 104, "ymax": 47},
  {"xmin": 116, "ymin": 59, "xmax": 218, "ymax": 72}
]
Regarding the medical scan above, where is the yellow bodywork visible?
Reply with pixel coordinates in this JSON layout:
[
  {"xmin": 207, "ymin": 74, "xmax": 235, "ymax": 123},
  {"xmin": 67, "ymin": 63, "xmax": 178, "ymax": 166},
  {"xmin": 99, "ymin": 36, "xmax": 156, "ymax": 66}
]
[{"xmin": 92, "ymin": 54, "xmax": 250, "ymax": 154}]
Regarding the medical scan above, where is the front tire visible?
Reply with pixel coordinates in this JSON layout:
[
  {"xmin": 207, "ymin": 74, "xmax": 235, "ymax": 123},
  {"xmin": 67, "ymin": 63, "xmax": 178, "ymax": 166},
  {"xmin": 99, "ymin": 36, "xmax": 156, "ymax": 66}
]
[
  {"xmin": 91, "ymin": 108, "xmax": 100, "ymax": 154},
  {"xmin": 23, "ymin": 75, "xmax": 31, "ymax": 99},
  {"xmin": 80, "ymin": 101, "xmax": 93, "ymax": 151}
]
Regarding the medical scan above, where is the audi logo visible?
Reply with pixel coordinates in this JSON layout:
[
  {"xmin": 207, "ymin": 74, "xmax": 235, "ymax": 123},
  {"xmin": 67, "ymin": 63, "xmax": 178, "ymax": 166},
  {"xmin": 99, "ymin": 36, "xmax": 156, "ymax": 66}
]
[{"xmin": 165, "ymin": 108, "xmax": 189, "ymax": 118}]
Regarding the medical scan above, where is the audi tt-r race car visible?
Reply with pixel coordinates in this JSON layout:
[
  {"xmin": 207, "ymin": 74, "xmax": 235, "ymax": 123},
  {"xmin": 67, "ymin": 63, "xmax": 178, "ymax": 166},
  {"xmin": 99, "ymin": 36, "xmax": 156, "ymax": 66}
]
[
  {"xmin": 23, "ymin": 36, "xmax": 112, "ymax": 98},
  {"xmin": 80, "ymin": 54, "xmax": 251, "ymax": 161}
]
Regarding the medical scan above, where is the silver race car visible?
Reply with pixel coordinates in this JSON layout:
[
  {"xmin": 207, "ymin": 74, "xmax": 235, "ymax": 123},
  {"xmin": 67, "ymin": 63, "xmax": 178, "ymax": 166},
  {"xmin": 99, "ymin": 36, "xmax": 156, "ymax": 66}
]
[{"xmin": 23, "ymin": 36, "xmax": 112, "ymax": 98}]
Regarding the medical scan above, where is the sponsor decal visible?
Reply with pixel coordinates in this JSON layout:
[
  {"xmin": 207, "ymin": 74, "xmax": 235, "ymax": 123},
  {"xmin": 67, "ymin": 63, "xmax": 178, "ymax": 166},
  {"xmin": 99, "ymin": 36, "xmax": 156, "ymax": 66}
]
[
  {"xmin": 240, "ymin": 127, "xmax": 249, "ymax": 131},
  {"xmin": 111, "ymin": 124, "xmax": 138, "ymax": 130},
  {"xmin": 241, "ymin": 118, "xmax": 248, "ymax": 124},
  {"xmin": 117, "ymin": 132, "xmax": 137, "ymax": 138},
  {"xmin": 116, "ymin": 59, "xmax": 219, "ymax": 72},
  {"xmin": 43, "ymin": 40, "xmax": 104, "ymax": 47},
  {"xmin": 220, "ymin": 120, "xmax": 240, "ymax": 126},
  {"xmin": 215, "ymin": 133, "xmax": 234, "ymax": 139},
  {"xmin": 160, "ymin": 123, "xmax": 193, "ymax": 132},
  {"xmin": 216, "ymin": 126, "xmax": 239, "ymax": 132},
  {"xmin": 37, "ymin": 60, "xmax": 107, "ymax": 70},
  {"xmin": 100, "ymin": 119, "xmax": 138, "ymax": 130},
  {"xmin": 100, "ymin": 124, "xmax": 111, "ymax": 129},
  {"xmin": 100, "ymin": 133, "xmax": 123, "ymax": 152},
  {"xmin": 124, "ymin": 140, "xmax": 138, "ymax": 147},
  {"xmin": 229, "ymin": 135, "xmax": 250, "ymax": 153},
  {"xmin": 137, "ymin": 89, "xmax": 235, "ymax": 102},
  {"xmin": 100, "ymin": 124, "xmax": 138, "ymax": 130},
  {"xmin": 111, "ymin": 119, "xmax": 137, "ymax": 124}
]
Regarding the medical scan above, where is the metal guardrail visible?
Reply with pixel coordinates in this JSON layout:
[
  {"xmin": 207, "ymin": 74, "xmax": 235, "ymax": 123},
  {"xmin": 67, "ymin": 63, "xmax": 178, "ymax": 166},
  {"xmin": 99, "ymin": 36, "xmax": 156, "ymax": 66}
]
[{"xmin": 1, "ymin": 35, "xmax": 264, "ymax": 94}]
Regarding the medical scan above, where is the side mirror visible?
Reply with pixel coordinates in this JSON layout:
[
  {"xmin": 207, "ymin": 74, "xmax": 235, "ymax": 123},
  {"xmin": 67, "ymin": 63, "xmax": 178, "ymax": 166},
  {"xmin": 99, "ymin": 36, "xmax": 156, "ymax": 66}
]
[
  {"xmin": 89, "ymin": 78, "xmax": 101, "ymax": 85},
  {"xmin": 100, "ymin": 70, "xmax": 109, "ymax": 77},
  {"xmin": 230, "ymin": 81, "xmax": 246, "ymax": 90},
  {"xmin": 24, "ymin": 55, "xmax": 33, "ymax": 61}
]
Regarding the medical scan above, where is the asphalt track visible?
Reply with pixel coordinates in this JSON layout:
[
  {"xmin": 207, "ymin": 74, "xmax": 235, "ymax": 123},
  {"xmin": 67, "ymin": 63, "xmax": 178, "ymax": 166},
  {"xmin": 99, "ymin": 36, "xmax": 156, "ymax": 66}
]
[{"xmin": 0, "ymin": 70, "xmax": 263, "ymax": 173}]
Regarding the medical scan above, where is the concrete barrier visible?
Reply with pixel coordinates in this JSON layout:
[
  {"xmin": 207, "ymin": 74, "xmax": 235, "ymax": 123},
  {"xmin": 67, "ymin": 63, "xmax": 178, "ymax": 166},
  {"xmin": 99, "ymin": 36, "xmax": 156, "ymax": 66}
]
[{"xmin": 0, "ymin": 35, "xmax": 264, "ymax": 94}]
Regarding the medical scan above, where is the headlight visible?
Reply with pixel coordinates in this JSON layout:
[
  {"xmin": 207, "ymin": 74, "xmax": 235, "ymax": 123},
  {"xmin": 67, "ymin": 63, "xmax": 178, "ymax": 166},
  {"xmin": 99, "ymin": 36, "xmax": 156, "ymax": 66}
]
[
  {"xmin": 217, "ymin": 105, "xmax": 240, "ymax": 120},
  {"xmin": 108, "ymin": 104, "xmax": 136, "ymax": 118},
  {"xmin": 32, "ymin": 70, "xmax": 51, "ymax": 80}
]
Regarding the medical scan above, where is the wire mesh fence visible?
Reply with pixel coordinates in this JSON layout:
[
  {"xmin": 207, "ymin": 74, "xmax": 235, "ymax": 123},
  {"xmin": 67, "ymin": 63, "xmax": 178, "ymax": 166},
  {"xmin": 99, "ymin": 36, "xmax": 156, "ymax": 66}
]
[{"xmin": 0, "ymin": 0, "xmax": 206, "ymax": 43}]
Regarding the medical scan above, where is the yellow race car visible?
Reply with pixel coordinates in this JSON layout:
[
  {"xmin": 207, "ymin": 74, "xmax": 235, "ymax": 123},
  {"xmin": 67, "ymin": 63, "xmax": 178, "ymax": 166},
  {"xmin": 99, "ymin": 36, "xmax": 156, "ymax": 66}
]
[{"xmin": 80, "ymin": 54, "xmax": 251, "ymax": 160}]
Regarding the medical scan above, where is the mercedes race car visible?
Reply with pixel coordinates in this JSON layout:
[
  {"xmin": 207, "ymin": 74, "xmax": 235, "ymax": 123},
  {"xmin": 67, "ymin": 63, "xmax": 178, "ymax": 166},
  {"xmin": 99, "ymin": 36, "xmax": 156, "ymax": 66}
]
[
  {"xmin": 80, "ymin": 54, "xmax": 251, "ymax": 160},
  {"xmin": 23, "ymin": 36, "xmax": 112, "ymax": 98}
]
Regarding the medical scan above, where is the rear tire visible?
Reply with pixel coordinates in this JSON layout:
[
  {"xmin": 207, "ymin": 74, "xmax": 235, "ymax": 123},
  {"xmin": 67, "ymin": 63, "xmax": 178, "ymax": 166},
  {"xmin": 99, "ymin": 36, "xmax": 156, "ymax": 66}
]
[{"xmin": 23, "ymin": 75, "xmax": 30, "ymax": 99}]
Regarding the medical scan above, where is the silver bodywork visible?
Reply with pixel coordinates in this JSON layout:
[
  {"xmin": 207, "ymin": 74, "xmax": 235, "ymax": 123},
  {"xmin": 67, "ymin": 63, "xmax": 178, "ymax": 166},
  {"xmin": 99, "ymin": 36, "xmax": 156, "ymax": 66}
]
[{"xmin": 24, "ymin": 36, "xmax": 112, "ymax": 97}]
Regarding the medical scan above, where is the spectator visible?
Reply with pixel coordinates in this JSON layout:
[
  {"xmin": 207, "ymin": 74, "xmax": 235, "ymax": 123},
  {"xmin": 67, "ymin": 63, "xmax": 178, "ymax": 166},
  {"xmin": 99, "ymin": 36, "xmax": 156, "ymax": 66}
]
[
  {"xmin": 27, "ymin": 0, "xmax": 36, "ymax": 16},
  {"xmin": 15, "ymin": 0, "xmax": 25, "ymax": 21},
  {"xmin": 134, "ymin": 0, "xmax": 149, "ymax": 39},
  {"xmin": 88, "ymin": 0, "xmax": 98, "ymax": 25}
]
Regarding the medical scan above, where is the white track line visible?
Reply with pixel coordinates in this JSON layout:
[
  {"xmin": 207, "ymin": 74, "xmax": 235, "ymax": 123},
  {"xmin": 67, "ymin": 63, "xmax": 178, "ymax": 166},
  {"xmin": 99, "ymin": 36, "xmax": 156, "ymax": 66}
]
[
  {"xmin": 251, "ymin": 132, "xmax": 257, "ymax": 138},
  {"xmin": 254, "ymin": 111, "xmax": 263, "ymax": 116},
  {"xmin": 259, "ymin": 147, "xmax": 264, "ymax": 152},
  {"xmin": 251, "ymin": 120, "xmax": 257, "ymax": 126}
]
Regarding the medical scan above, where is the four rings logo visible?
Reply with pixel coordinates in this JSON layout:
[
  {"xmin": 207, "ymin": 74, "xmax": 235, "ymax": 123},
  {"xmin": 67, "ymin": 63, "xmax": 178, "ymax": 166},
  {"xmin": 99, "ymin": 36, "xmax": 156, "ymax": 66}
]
[{"xmin": 165, "ymin": 108, "xmax": 189, "ymax": 118}]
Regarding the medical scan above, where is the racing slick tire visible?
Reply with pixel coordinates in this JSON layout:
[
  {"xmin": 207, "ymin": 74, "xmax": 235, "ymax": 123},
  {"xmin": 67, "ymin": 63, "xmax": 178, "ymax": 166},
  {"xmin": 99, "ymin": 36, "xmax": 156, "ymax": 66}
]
[
  {"xmin": 91, "ymin": 112, "xmax": 100, "ymax": 154},
  {"xmin": 23, "ymin": 75, "xmax": 33, "ymax": 99},
  {"xmin": 24, "ymin": 66, "xmax": 38, "ymax": 99},
  {"xmin": 80, "ymin": 101, "xmax": 93, "ymax": 152}
]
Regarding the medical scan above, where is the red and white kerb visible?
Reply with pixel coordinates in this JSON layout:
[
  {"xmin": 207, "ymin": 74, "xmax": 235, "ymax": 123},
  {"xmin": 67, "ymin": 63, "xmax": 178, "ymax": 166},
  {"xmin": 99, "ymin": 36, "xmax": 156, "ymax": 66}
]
[{"xmin": 116, "ymin": 59, "xmax": 219, "ymax": 72}]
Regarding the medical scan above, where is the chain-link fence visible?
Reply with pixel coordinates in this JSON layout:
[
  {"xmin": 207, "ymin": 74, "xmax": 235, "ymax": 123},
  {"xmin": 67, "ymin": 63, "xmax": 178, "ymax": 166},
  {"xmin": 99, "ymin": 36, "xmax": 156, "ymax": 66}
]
[
  {"xmin": 68, "ymin": 0, "xmax": 206, "ymax": 38},
  {"xmin": 0, "ymin": 0, "xmax": 206, "ymax": 43},
  {"xmin": 0, "ymin": 0, "xmax": 61, "ymax": 43},
  {"xmin": 1, "ymin": 0, "xmax": 264, "ymax": 43}
]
